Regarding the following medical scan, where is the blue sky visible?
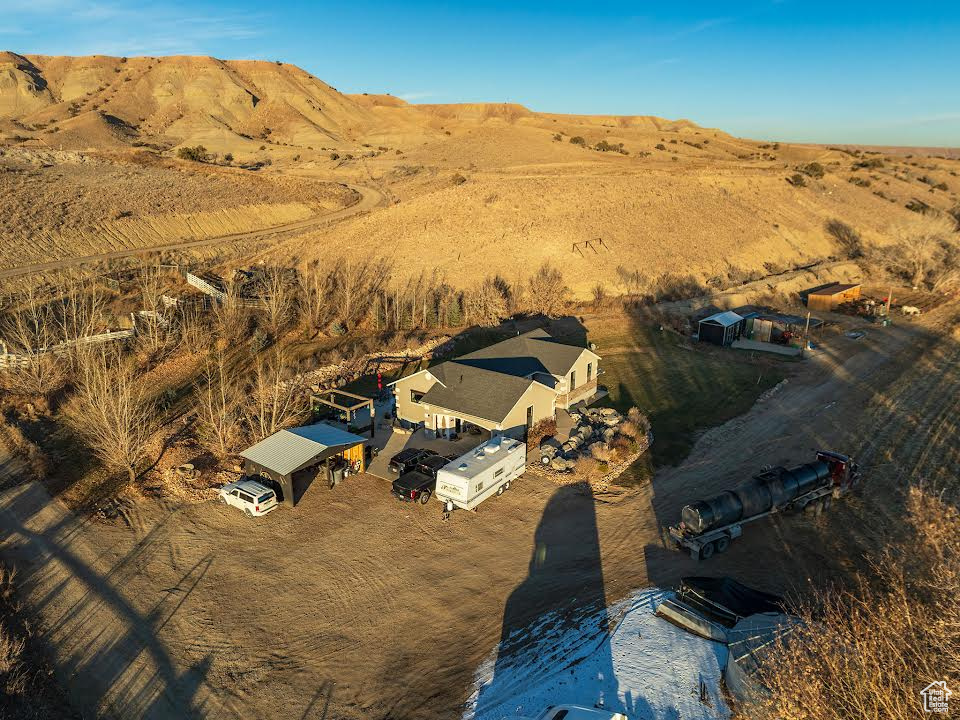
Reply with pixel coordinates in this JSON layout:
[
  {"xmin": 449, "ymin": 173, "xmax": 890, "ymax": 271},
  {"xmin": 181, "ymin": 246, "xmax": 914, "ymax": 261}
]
[{"xmin": 3, "ymin": 0, "xmax": 958, "ymax": 145}]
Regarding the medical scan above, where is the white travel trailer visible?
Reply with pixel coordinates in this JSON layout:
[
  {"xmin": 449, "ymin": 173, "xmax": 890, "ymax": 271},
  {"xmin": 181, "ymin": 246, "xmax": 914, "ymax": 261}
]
[{"xmin": 435, "ymin": 436, "xmax": 526, "ymax": 512}]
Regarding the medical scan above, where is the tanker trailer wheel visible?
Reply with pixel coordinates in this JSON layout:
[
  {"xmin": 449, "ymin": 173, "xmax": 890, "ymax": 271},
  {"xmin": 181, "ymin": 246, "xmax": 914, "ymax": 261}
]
[
  {"xmin": 714, "ymin": 536, "xmax": 730, "ymax": 554},
  {"xmin": 813, "ymin": 499, "xmax": 824, "ymax": 516},
  {"xmin": 699, "ymin": 542, "xmax": 715, "ymax": 560},
  {"xmin": 822, "ymin": 496, "xmax": 833, "ymax": 512}
]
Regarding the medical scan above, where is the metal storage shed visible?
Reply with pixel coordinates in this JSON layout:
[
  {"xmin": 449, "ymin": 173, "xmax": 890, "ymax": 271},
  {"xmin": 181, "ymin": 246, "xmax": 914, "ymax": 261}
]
[
  {"xmin": 698, "ymin": 311, "xmax": 745, "ymax": 347},
  {"xmin": 240, "ymin": 423, "xmax": 366, "ymax": 506}
]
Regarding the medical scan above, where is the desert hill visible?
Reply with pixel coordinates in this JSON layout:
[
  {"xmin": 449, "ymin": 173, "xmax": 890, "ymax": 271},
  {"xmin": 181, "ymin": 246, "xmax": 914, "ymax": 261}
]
[{"xmin": 1, "ymin": 52, "xmax": 958, "ymax": 296}]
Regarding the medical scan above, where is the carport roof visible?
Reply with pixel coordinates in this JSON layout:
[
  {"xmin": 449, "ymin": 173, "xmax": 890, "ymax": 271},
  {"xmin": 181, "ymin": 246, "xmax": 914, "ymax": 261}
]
[{"xmin": 240, "ymin": 423, "xmax": 366, "ymax": 477}]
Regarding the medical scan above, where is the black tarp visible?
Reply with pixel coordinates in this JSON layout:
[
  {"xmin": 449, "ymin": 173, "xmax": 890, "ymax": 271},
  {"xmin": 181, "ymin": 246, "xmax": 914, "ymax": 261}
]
[{"xmin": 676, "ymin": 577, "xmax": 786, "ymax": 626}]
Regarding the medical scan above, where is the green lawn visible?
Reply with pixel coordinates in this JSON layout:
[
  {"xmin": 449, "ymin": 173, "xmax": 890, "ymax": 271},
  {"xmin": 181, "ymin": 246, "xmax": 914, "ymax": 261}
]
[{"xmin": 584, "ymin": 317, "xmax": 787, "ymax": 477}]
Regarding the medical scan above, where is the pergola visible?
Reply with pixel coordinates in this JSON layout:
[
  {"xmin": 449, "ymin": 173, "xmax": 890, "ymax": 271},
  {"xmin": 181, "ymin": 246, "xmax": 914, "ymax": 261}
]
[{"xmin": 311, "ymin": 389, "xmax": 376, "ymax": 438}]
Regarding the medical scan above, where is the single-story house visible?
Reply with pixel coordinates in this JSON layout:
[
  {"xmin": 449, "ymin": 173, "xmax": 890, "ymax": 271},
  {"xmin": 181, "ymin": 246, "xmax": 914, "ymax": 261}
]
[
  {"xmin": 240, "ymin": 423, "xmax": 367, "ymax": 506},
  {"xmin": 698, "ymin": 311, "xmax": 745, "ymax": 347},
  {"xmin": 390, "ymin": 329, "xmax": 601, "ymax": 440},
  {"xmin": 805, "ymin": 283, "xmax": 861, "ymax": 312}
]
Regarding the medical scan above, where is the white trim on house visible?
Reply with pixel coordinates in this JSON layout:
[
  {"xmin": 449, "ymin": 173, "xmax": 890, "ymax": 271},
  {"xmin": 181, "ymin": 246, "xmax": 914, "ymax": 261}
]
[{"xmin": 386, "ymin": 368, "xmax": 446, "ymax": 388}]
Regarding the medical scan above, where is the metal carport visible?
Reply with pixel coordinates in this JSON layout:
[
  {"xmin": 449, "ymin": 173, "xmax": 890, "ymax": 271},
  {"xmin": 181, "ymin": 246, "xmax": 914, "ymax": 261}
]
[{"xmin": 240, "ymin": 423, "xmax": 367, "ymax": 506}]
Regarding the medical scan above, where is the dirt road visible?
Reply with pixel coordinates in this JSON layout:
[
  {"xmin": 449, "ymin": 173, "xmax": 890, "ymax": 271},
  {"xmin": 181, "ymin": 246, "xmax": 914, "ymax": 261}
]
[
  {"xmin": 0, "ymin": 182, "xmax": 386, "ymax": 280},
  {"xmin": 0, "ymin": 306, "xmax": 955, "ymax": 719}
]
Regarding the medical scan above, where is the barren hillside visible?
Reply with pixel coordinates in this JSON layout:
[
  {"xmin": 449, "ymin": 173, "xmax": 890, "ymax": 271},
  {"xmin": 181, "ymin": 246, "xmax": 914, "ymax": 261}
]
[{"xmin": 2, "ymin": 52, "xmax": 958, "ymax": 290}]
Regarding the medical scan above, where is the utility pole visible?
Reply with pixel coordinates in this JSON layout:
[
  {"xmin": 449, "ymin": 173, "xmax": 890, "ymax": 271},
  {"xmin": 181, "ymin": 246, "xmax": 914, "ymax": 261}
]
[{"xmin": 802, "ymin": 311, "xmax": 812, "ymax": 356}]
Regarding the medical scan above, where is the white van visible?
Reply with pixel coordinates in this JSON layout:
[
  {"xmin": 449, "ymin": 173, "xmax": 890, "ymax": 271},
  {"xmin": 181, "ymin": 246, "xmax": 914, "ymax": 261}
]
[
  {"xmin": 435, "ymin": 436, "xmax": 525, "ymax": 513},
  {"xmin": 218, "ymin": 479, "xmax": 278, "ymax": 517}
]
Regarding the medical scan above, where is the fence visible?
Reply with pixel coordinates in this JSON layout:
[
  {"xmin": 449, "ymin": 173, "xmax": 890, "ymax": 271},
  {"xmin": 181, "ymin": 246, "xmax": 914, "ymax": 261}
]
[
  {"xmin": 186, "ymin": 272, "xmax": 226, "ymax": 301},
  {"xmin": 0, "ymin": 327, "xmax": 136, "ymax": 370}
]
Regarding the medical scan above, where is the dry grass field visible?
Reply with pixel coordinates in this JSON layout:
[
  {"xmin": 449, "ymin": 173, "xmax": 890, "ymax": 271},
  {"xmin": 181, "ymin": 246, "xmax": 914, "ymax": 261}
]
[{"xmin": 2, "ymin": 52, "xmax": 958, "ymax": 292}]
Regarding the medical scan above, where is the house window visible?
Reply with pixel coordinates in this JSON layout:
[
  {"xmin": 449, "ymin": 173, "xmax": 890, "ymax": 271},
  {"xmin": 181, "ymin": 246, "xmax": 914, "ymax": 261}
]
[
  {"xmin": 569, "ymin": 370, "xmax": 577, "ymax": 392},
  {"xmin": 410, "ymin": 390, "xmax": 425, "ymax": 404},
  {"xmin": 587, "ymin": 363, "xmax": 592, "ymax": 382}
]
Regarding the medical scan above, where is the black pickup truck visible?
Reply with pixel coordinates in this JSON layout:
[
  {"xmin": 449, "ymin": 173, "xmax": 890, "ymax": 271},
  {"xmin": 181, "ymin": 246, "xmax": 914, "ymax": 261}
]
[
  {"xmin": 387, "ymin": 447, "xmax": 437, "ymax": 475},
  {"xmin": 392, "ymin": 454, "xmax": 455, "ymax": 504}
]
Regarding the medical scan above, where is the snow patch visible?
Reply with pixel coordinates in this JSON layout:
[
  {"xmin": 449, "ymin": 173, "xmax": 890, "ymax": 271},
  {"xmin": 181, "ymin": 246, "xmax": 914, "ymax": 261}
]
[{"xmin": 464, "ymin": 588, "xmax": 729, "ymax": 720}]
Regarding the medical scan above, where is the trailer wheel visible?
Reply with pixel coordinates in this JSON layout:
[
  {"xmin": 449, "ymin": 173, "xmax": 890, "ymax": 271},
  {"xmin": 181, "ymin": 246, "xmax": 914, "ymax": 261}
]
[
  {"xmin": 714, "ymin": 536, "xmax": 730, "ymax": 554},
  {"xmin": 419, "ymin": 490, "xmax": 431, "ymax": 505},
  {"xmin": 504, "ymin": 481, "xmax": 511, "ymax": 491},
  {"xmin": 496, "ymin": 485, "xmax": 505, "ymax": 496},
  {"xmin": 700, "ymin": 542, "xmax": 715, "ymax": 560}
]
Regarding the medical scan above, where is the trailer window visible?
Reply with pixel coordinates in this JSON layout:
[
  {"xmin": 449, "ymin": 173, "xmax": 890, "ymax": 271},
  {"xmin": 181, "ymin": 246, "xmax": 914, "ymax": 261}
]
[
  {"xmin": 494, "ymin": 468, "xmax": 504, "ymax": 478},
  {"xmin": 475, "ymin": 482, "xmax": 484, "ymax": 493}
]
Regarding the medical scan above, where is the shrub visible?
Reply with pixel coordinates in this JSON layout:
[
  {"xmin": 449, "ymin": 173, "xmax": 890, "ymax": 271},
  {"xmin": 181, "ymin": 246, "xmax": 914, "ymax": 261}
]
[
  {"xmin": 223, "ymin": 153, "xmax": 233, "ymax": 164},
  {"xmin": 569, "ymin": 136, "xmax": 586, "ymax": 146},
  {"xmin": 655, "ymin": 143, "xmax": 666, "ymax": 151},
  {"xmin": 750, "ymin": 487, "xmax": 960, "ymax": 720},
  {"xmin": 527, "ymin": 263, "xmax": 569, "ymax": 316},
  {"xmin": 905, "ymin": 198, "xmax": 932, "ymax": 214},
  {"xmin": 824, "ymin": 219, "xmax": 864, "ymax": 259},
  {"xmin": 451, "ymin": 173, "xmax": 467, "ymax": 185},
  {"xmin": 799, "ymin": 162, "xmax": 825, "ymax": 179},
  {"xmin": 847, "ymin": 176, "xmax": 870, "ymax": 187},
  {"xmin": 627, "ymin": 407, "xmax": 650, "ymax": 435},
  {"xmin": 787, "ymin": 173, "xmax": 807, "ymax": 187},
  {"xmin": 176, "ymin": 145, "xmax": 209, "ymax": 162},
  {"xmin": 553, "ymin": 133, "xmax": 562, "ymax": 141}
]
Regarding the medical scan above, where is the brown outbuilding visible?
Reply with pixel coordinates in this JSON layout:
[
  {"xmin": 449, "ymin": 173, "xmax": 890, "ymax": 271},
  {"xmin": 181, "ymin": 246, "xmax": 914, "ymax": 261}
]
[{"xmin": 805, "ymin": 283, "xmax": 861, "ymax": 311}]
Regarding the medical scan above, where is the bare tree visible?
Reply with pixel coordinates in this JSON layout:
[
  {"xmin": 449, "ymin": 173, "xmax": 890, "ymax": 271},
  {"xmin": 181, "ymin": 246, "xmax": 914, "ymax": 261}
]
[
  {"xmin": 875, "ymin": 215, "xmax": 959, "ymax": 290},
  {"xmin": 259, "ymin": 266, "xmax": 296, "ymax": 338},
  {"xmin": 463, "ymin": 277, "xmax": 509, "ymax": 326},
  {"xmin": 298, "ymin": 260, "xmax": 338, "ymax": 334},
  {"xmin": 0, "ymin": 287, "xmax": 66, "ymax": 396},
  {"xmin": 211, "ymin": 280, "xmax": 249, "ymax": 343},
  {"xmin": 527, "ymin": 263, "xmax": 569, "ymax": 317},
  {"xmin": 135, "ymin": 263, "xmax": 172, "ymax": 354},
  {"xmin": 194, "ymin": 348, "xmax": 243, "ymax": 458},
  {"xmin": 56, "ymin": 273, "xmax": 106, "ymax": 349},
  {"xmin": 65, "ymin": 348, "xmax": 156, "ymax": 484},
  {"xmin": 244, "ymin": 348, "xmax": 308, "ymax": 442},
  {"xmin": 333, "ymin": 257, "xmax": 392, "ymax": 331}
]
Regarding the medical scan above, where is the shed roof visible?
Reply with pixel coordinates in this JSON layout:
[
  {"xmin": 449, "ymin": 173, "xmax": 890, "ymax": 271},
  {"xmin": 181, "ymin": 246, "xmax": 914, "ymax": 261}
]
[
  {"xmin": 808, "ymin": 283, "xmax": 861, "ymax": 296},
  {"xmin": 240, "ymin": 423, "xmax": 365, "ymax": 477},
  {"xmin": 699, "ymin": 311, "xmax": 745, "ymax": 328}
]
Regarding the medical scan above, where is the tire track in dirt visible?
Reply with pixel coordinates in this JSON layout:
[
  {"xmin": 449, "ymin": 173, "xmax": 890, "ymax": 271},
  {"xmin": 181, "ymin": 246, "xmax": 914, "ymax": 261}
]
[{"xmin": 0, "ymin": 182, "xmax": 385, "ymax": 281}]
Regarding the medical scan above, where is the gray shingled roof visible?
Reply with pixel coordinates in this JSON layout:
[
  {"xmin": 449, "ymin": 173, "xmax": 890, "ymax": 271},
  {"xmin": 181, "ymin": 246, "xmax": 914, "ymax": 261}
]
[
  {"xmin": 240, "ymin": 423, "xmax": 365, "ymax": 476},
  {"xmin": 421, "ymin": 362, "xmax": 535, "ymax": 424},
  {"xmin": 457, "ymin": 328, "xmax": 590, "ymax": 377}
]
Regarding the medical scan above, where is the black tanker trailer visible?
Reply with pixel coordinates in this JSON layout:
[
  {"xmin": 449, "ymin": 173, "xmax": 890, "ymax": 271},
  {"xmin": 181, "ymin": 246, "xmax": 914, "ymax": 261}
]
[{"xmin": 669, "ymin": 450, "xmax": 861, "ymax": 560}]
